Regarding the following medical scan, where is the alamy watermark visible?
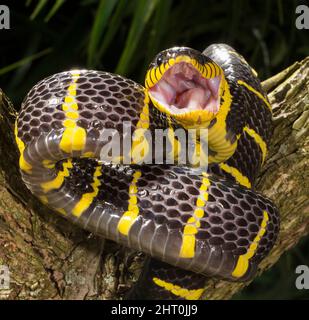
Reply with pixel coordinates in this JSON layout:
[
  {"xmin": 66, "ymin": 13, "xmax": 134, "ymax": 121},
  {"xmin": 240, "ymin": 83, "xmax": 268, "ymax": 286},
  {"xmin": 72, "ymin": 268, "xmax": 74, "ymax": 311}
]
[
  {"xmin": 0, "ymin": 5, "xmax": 10, "ymax": 29},
  {"xmin": 295, "ymin": 265, "xmax": 309, "ymax": 289},
  {"xmin": 97, "ymin": 122, "xmax": 209, "ymax": 167},
  {"xmin": 0, "ymin": 265, "xmax": 10, "ymax": 290},
  {"xmin": 296, "ymin": 4, "xmax": 309, "ymax": 29}
]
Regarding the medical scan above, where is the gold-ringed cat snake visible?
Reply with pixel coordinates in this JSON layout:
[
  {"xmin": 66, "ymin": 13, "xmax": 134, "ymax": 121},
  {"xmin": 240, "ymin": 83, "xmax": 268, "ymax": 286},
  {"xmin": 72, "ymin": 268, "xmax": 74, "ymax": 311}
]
[{"xmin": 15, "ymin": 44, "xmax": 280, "ymax": 300}]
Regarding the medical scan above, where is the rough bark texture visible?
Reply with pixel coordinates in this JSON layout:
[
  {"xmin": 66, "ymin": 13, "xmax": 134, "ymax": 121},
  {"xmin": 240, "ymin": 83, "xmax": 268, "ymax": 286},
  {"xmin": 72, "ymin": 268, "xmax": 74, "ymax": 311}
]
[{"xmin": 0, "ymin": 58, "xmax": 308, "ymax": 300}]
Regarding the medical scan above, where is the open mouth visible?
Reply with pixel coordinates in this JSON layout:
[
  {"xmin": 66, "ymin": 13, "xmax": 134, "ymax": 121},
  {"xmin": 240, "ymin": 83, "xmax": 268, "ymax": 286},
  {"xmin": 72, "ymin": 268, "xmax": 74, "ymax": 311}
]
[{"xmin": 148, "ymin": 62, "xmax": 221, "ymax": 115}]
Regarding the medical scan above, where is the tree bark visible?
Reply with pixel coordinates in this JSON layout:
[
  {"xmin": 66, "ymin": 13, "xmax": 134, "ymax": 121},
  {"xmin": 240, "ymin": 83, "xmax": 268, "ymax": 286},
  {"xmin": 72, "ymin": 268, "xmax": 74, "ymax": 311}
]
[{"xmin": 0, "ymin": 58, "xmax": 308, "ymax": 300}]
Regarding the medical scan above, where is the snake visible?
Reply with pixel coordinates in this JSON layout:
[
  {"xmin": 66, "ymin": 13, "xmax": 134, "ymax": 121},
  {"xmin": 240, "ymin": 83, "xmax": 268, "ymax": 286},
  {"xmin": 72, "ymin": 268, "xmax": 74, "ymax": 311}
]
[{"xmin": 15, "ymin": 43, "xmax": 280, "ymax": 300}]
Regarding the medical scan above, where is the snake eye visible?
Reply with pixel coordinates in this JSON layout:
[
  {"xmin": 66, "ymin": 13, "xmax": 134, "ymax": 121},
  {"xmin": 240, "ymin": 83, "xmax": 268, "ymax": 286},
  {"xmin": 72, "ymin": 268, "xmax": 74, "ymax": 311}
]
[{"xmin": 156, "ymin": 55, "xmax": 163, "ymax": 65}]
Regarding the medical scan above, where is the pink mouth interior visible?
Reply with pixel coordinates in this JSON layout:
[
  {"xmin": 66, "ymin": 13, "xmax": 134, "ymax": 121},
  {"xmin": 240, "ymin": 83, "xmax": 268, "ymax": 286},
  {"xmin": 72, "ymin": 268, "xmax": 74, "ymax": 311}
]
[{"xmin": 149, "ymin": 62, "xmax": 221, "ymax": 114}]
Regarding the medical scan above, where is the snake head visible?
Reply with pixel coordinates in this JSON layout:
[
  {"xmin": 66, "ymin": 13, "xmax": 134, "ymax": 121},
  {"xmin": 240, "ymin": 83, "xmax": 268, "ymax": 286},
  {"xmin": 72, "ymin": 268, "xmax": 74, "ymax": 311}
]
[{"xmin": 145, "ymin": 47, "xmax": 227, "ymax": 129}]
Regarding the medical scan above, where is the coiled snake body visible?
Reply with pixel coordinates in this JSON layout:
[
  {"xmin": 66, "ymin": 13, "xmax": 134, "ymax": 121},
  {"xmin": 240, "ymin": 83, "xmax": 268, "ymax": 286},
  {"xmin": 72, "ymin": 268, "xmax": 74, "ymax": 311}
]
[{"xmin": 16, "ymin": 44, "xmax": 279, "ymax": 299}]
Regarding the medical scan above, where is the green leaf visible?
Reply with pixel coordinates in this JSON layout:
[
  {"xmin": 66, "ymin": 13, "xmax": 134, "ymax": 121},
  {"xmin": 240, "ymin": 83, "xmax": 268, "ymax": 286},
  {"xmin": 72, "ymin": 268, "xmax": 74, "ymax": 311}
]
[
  {"xmin": 25, "ymin": 0, "xmax": 33, "ymax": 7},
  {"xmin": 44, "ymin": 0, "xmax": 66, "ymax": 22},
  {"xmin": 87, "ymin": 0, "xmax": 118, "ymax": 67},
  {"xmin": 115, "ymin": 0, "xmax": 158, "ymax": 75},
  {"xmin": 30, "ymin": 0, "xmax": 48, "ymax": 20},
  {"xmin": 145, "ymin": 0, "xmax": 172, "ymax": 64},
  {"xmin": 276, "ymin": 0, "xmax": 284, "ymax": 26},
  {"xmin": 97, "ymin": 0, "xmax": 128, "ymax": 63}
]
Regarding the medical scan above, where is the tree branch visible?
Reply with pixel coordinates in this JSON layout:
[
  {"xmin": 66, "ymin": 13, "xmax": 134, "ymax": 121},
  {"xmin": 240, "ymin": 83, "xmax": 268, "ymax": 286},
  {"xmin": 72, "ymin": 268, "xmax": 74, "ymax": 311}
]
[{"xmin": 0, "ymin": 58, "xmax": 308, "ymax": 300}]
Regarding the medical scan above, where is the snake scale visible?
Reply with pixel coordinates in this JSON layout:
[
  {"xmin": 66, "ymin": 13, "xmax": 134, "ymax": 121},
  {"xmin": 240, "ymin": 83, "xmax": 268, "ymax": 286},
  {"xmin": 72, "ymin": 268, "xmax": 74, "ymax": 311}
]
[{"xmin": 15, "ymin": 44, "xmax": 280, "ymax": 300}]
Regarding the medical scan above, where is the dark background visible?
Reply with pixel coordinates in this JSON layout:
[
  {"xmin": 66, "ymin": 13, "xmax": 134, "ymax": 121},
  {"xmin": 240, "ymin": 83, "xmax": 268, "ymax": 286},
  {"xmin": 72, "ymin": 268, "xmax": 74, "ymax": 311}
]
[{"xmin": 0, "ymin": 0, "xmax": 308, "ymax": 299}]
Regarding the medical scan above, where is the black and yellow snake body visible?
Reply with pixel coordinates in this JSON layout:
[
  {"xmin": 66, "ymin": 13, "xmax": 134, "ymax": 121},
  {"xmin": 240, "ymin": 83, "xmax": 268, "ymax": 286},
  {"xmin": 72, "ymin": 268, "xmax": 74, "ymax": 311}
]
[{"xmin": 15, "ymin": 44, "xmax": 280, "ymax": 300}]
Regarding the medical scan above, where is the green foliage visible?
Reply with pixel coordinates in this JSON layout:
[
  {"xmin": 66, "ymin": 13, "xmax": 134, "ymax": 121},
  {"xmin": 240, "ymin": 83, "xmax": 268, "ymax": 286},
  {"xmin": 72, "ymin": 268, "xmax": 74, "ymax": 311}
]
[
  {"xmin": 1, "ymin": 0, "xmax": 309, "ymax": 104},
  {"xmin": 87, "ymin": 0, "xmax": 118, "ymax": 67},
  {"xmin": 0, "ymin": 0, "xmax": 308, "ymax": 299}
]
